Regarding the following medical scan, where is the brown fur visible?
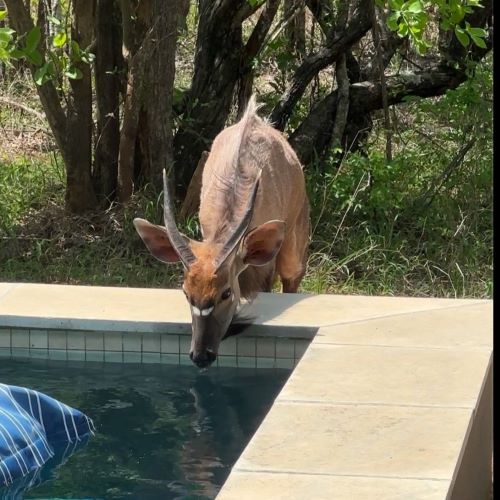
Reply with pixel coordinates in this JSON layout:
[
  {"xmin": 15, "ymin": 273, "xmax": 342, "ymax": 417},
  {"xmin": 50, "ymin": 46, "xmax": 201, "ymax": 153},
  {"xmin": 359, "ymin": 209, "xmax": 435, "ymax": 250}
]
[
  {"xmin": 198, "ymin": 96, "xmax": 310, "ymax": 297},
  {"xmin": 183, "ymin": 242, "xmax": 225, "ymax": 306}
]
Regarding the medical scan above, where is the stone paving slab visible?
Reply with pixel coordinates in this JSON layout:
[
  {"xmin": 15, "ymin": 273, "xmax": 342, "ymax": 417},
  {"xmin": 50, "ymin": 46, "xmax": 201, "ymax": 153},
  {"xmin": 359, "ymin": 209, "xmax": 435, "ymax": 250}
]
[
  {"xmin": 279, "ymin": 344, "xmax": 492, "ymax": 407},
  {"xmin": 217, "ymin": 471, "xmax": 450, "ymax": 500},
  {"xmin": 0, "ymin": 282, "xmax": 486, "ymax": 334},
  {"xmin": 314, "ymin": 302, "xmax": 492, "ymax": 349},
  {"xmin": 0, "ymin": 283, "xmax": 18, "ymax": 301},
  {"xmin": 218, "ymin": 299, "xmax": 493, "ymax": 500},
  {"xmin": 232, "ymin": 401, "xmax": 472, "ymax": 479}
]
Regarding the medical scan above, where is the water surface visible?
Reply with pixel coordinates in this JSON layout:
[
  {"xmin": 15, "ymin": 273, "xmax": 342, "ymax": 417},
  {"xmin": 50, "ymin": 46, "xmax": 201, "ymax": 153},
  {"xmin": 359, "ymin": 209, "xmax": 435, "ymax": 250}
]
[{"xmin": 0, "ymin": 358, "xmax": 290, "ymax": 499}]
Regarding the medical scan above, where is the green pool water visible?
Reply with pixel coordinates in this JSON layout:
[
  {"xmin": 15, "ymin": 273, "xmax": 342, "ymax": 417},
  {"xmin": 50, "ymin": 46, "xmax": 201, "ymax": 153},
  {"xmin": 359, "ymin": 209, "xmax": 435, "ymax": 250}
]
[{"xmin": 0, "ymin": 357, "xmax": 291, "ymax": 499}]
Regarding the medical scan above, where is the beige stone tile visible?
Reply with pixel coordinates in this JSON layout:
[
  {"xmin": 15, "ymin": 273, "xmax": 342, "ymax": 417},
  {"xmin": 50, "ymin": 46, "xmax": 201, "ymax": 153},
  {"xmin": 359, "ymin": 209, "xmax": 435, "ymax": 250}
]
[
  {"xmin": 0, "ymin": 283, "xmax": 191, "ymax": 331},
  {"xmin": 314, "ymin": 302, "xmax": 492, "ymax": 349},
  {"xmin": 279, "ymin": 344, "xmax": 491, "ymax": 408},
  {"xmin": 0, "ymin": 283, "xmax": 17, "ymax": 301},
  {"xmin": 0, "ymin": 283, "xmax": 486, "ymax": 332},
  {"xmin": 234, "ymin": 401, "xmax": 471, "ymax": 480},
  {"xmin": 245, "ymin": 293, "xmax": 485, "ymax": 328},
  {"xmin": 217, "ymin": 471, "xmax": 450, "ymax": 500}
]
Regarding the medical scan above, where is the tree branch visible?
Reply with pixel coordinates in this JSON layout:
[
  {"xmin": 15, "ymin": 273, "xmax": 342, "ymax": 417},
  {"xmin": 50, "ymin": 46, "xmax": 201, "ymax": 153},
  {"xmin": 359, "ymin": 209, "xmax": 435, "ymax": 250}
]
[
  {"xmin": 237, "ymin": 0, "xmax": 280, "ymax": 115},
  {"xmin": 0, "ymin": 96, "xmax": 47, "ymax": 121},
  {"xmin": 414, "ymin": 136, "xmax": 476, "ymax": 211},
  {"xmin": 289, "ymin": 62, "xmax": 480, "ymax": 165},
  {"xmin": 270, "ymin": 0, "xmax": 372, "ymax": 130},
  {"xmin": 330, "ymin": 53, "xmax": 350, "ymax": 152},
  {"xmin": 370, "ymin": 0, "xmax": 392, "ymax": 162},
  {"xmin": 5, "ymin": 0, "xmax": 68, "ymax": 151},
  {"xmin": 305, "ymin": 0, "xmax": 335, "ymax": 36}
]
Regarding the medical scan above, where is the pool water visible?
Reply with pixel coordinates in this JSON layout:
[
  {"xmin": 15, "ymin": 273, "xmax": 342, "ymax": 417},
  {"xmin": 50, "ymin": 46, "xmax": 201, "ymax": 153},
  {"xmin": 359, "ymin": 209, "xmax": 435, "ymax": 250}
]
[{"xmin": 0, "ymin": 358, "xmax": 291, "ymax": 499}]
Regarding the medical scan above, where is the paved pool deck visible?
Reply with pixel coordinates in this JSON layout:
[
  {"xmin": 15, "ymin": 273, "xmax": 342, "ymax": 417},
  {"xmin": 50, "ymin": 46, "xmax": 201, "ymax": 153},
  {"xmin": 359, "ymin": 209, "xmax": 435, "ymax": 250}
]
[{"xmin": 0, "ymin": 283, "xmax": 493, "ymax": 499}]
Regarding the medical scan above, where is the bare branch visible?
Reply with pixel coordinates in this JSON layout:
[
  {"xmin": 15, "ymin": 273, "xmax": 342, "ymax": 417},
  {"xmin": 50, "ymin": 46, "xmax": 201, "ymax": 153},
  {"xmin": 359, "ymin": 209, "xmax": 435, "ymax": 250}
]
[
  {"xmin": 414, "ymin": 136, "xmax": 477, "ymax": 211},
  {"xmin": 0, "ymin": 96, "xmax": 47, "ymax": 122},
  {"xmin": 290, "ymin": 63, "xmax": 476, "ymax": 165},
  {"xmin": 370, "ymin": 0, "xmax": 392, "ymax": 162},
  {"xmin": 270, "ymin": 0, "xmax": 372, "ymax": 130}
]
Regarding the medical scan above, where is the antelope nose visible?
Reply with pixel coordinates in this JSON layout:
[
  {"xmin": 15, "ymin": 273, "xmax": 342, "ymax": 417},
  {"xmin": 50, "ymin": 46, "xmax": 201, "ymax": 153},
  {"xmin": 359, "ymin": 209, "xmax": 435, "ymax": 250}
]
[{"xmin": 189, "ymin": 350, "xmax": 217, "ymax": 368}]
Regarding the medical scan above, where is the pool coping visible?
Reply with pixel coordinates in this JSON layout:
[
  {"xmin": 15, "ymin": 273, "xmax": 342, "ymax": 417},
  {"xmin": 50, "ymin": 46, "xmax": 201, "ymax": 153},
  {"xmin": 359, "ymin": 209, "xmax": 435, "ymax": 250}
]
[{"xmin": 0, "ymin": 282, "xmax": 493, "ymax": 499}]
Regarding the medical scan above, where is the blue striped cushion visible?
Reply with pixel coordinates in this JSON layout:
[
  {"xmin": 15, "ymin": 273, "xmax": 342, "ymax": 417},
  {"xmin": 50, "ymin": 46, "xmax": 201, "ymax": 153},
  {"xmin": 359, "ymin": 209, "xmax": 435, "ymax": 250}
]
[{"xmin": 0, "ymin": 384, "xmax": 94, "ymax": 488}]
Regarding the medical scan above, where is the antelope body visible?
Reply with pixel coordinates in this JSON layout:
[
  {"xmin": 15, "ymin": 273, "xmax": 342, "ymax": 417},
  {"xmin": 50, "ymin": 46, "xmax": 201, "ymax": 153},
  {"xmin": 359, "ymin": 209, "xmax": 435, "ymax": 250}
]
[{"xmin": 134, "ymin": 97, "xmax": 310, "ymax": 368}]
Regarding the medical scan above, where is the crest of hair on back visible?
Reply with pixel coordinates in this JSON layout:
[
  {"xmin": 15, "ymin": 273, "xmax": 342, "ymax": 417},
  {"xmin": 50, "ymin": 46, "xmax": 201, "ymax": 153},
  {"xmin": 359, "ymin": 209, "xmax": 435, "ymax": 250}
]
[
  {"xmin": 233, "ymin": 95, "xmax": 263, "ymax": 169},
  {"xmin": 212, "ymin": 96, "xmax": 265, "ymax": 244}
]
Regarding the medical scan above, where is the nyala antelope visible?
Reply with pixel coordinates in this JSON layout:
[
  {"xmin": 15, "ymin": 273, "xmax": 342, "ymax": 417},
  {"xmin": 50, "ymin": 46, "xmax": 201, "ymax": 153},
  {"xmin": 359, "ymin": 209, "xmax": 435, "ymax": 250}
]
[{"xmin": 134, "ymin": 97, "xmax": 310, "ymax": 368}]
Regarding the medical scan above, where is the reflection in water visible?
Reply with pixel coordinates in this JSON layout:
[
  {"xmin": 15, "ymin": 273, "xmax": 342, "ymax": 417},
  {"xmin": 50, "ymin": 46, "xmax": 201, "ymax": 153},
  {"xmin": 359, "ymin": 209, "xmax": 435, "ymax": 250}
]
[{"xmin": 0, "ymin": 358, "xmax": 290, "ymax": 499}]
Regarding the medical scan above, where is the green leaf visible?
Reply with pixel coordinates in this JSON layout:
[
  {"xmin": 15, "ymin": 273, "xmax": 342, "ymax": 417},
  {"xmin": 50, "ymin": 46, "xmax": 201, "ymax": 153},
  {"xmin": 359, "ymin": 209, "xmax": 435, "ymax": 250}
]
[
  {"xmin": 70, "ymin": 40, "xmax": 80, "ymax": 51},
  {"xmin": 0, "ymin": 47, "xmax": 11, "ymax": 62},
  {"xmin": 65, "ymin": 66, "xmax": 83, "ymax": 79},
  {"xmin": 467, "ymin": 27, "xmax": 487, "ymax": 37},
  {"xmin": 25, "ymin": 26, "xmax": 41, "ymax": 53},
  {"xmin": 454, "ymin": 25, "xmax": 470, "ymax": 47},
  {"xmin": 34, "ymin": 63, "xmax": 51, "ymax": 85},
  {"xmin": 80, "ymin": 50, "xmax": 95, "ymax": 64},
  {"xmin": 27, "ymin": 48, "xmax": 42, "ymax": 65},
  {"xmin": 397, "ymin": 22, "xmax": 409, "ymax": 37},
  {"xmin": 406, "ymin": 0, "xmax": 423, "ymax": 13},
  {"xmin": 0, "ymin": 10, "xmax": 7, "ymax": 21},
  {"xmin": 53, "ymin": 31, "xmax": 67, "ymax": 48},
  {"xmin": 389, "ymin": 0, "xmax": 404, "ymax": 9},
  {"xmin": 9, "ymin": 48, "xmax": 24, "ymax": 59},
  {"xmin": 0, "ymin": 27, "xmax": 15, "ymax": 43},
  {"xmin": 47, "ymin": 15, "xmax": 61, "ymax": 26},
  {"xmin": 449, "ymin": 5, "xmax": 465, "ymax": 23},
  {"xmin": 470, "ymin": 34, "xmax": 487, "ymax": 48},
  {"xmin": 387, "ymin": 12, "xmax": 400, "ymax": 31}
]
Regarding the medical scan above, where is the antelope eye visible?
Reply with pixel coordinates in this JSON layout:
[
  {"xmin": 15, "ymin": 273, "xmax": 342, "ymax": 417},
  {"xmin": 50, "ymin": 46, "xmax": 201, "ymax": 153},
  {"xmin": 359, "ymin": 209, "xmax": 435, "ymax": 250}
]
[{"xmin": 221, "ymin": 288, "xmax": 232, "ymax": 300}]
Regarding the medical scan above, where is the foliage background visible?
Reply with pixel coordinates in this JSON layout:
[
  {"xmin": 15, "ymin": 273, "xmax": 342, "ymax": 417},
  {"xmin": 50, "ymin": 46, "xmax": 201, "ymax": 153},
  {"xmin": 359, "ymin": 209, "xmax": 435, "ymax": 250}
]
[{"xmin": 0, "ymin": 1, "xmax": 493, "ymax": 299}]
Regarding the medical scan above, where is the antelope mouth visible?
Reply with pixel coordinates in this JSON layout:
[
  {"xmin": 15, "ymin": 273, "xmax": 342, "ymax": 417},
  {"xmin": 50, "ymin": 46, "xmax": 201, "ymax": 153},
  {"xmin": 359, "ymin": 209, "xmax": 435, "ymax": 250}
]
[{"xmin": 189, "ymin": 349, "xmax": 217, "ymax": 368}]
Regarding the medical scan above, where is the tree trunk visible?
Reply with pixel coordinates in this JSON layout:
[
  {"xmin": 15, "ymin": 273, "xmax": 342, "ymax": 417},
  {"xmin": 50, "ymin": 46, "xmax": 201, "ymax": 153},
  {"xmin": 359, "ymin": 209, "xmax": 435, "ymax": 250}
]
[
  {"xmin": 173, "ymin": 1, "xmax": 245, "ymax": 198},
  {"xmin": 65, "ymin": 0, "xmax": 98, "ymax": 213},
  {"xmin": 94, "ymin": 0, "xmax": 122, "ymax": 204},
  {"xmin": 174, "ymin": 0, "xmax": 279, "ymax": 198},
  {"xmin": 117, "ymin": 0, "xmax": 185, "ymax": 202},
  {"xmin": 138, "ymin": 0, "xmax": 179, "ymax": 193}
]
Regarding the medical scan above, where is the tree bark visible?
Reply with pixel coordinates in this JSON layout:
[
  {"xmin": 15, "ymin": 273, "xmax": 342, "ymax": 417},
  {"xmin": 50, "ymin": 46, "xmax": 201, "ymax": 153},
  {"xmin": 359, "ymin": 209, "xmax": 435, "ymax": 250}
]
[
  {"xmin": 5, "ymin": 0, "xmax": 99, "ymax": 213},
  {"xmin": 94, "ymin": 0, "xmax": 122, "ymax": 204},
  {"xmin": 139, "ymin": 0, "xmax": 179, "ymax": 193},
  {"xmin": 173, "ymin": 0, "xmax": 267, "ymax": 199},
  {"xmin": 370, "ymin": 1, "xmax": 392, "ymax": 162},
  {"xmin": 270, "ymin": 0, "xmax": 372, "ymax": 130},
  {"xmin": 64, "ymin": 0, "xmax": 97, "ymax": 213},
  {"xmin": 116, "ymin": 0, "xmax": 149, "ymax": 202}
]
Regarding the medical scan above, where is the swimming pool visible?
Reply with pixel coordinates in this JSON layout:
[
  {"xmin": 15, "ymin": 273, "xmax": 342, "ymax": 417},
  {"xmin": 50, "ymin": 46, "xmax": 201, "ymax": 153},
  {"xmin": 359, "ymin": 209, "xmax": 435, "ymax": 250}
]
[{"xmin": 0, "ymin": 358, "xmax": 291, "ymax": 499}]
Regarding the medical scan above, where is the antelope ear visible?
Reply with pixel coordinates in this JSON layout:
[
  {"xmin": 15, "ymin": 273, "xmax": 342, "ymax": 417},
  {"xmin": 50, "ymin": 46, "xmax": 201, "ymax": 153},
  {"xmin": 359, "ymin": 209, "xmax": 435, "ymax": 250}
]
[
  {"xmin": 241, "ymin": 220, "xmax": 285, "ymax": 266},
  {"xmin": 133, "ymin": 218, "xmax": 189, "ymax": 264}
]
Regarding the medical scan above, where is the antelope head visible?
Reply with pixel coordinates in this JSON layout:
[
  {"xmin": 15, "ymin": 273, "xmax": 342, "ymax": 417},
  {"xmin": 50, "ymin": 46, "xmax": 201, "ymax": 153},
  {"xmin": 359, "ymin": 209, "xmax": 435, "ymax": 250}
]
[{"xmin": 133, "ymin": 171, "xmax": 285, "ymax": 368}]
